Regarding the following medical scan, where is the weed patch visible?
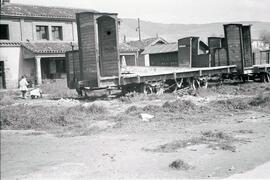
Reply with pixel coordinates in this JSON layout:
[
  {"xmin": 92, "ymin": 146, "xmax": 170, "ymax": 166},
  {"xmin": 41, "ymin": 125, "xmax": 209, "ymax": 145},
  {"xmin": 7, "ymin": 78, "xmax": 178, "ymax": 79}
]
[
  {"xmin": 142, "ymin": 105, "xmax": 162, "ymax": 113},
  {"xmin": 0, "ymin": 95, "xmax": 16, "ymax": 106},
  {"xmin": 162, "ymin": 100, "xmax": 197, "ymax": 112},
  {"xmin": 249, "ymin": 94, "xmax": 270, "ymax": 107},
  {"xmin": 212, "ymin": 98, "xmax": 249, "ymax": 111},
  {"xmin": 143, "ymin": 131, "xmax": 244, "ymax": 153},
  {"xmin": 169, "ymin": 159, "xmax": 193, "ymax": 170}
]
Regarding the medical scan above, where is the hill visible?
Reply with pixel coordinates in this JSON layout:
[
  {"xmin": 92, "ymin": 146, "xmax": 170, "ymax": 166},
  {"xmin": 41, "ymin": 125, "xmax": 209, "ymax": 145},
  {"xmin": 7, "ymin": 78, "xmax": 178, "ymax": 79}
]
[{"xmin": 119, "ymin": 18, "xmax": 270, "ymax": 43}]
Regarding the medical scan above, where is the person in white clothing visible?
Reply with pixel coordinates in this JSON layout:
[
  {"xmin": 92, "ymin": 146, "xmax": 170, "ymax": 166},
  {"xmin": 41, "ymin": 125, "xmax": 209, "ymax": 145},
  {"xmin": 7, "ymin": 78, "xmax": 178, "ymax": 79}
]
[{"xmin": 19, "ymin": 76, "xmax": 29, "ymax": 99}]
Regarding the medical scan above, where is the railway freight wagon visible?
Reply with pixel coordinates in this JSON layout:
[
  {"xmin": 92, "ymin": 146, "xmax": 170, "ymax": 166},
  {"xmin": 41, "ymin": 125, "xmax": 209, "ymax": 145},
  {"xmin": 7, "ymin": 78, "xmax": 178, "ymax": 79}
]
[
  {"xmin": 223, "ymin": 24, "xmax": 253, "ymax": 73},
  {"xmin": 67, "ymin": 12, "xmax": 270, "ymax": 95}
]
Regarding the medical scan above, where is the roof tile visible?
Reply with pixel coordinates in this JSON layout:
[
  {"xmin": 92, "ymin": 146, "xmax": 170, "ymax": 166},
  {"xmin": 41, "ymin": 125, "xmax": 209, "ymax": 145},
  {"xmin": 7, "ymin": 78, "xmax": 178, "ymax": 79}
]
[
  {"xmin": 119, "ymin": 43, "xmax": 139, "ymax": 52},
  {"xmin": 127, "ymin": 37, "xmax": 167, "ymax": 50},
  {"xmin": 142, "ymin": 43, "xmax": 178, "ymax": 54},
  {"xmin": 22, "ymin": 42, "xmax": 78, "ymax": 54},
  {"xmin": 0, "ymin": 3, "xmax": 97, "ymax": 19}
]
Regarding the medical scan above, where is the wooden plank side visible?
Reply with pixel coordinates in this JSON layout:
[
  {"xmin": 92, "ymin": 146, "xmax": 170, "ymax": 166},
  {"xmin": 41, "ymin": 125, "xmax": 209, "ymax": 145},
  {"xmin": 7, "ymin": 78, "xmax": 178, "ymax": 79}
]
[
  {"xmin": 216, "ymin": 48, "xmax": 228, "ymax": 66},
  {"xmin": 224, "ymin": 24, "xmax": 244, "ymax": 73},
  {"xmin": 149, "ymin": 52, "xmax": 178, "ymax": 66},
  {"xmin": 178, "ymin": 37, "xmax": 192, "ymax": 67},
  {"xmin": 66, "ymin": 50, "xmax": 80, "ymax": 89},
  {"xmin": 97, "ymin": 16, "xmax": 119, "ymax": 77},
  {"xmin": 208, "ymin": 37, "xmax": 223, "ymax": 67},
  {"xmin": 193, "ymin": 54, "xmax": 210, "ymax": 67},
  {"xmin": 242, "ymin": 26, "xmax": 253, "ymax": 67},
  {"xmin": 76, "ymin": 12, "xmax": 98, "ymax": 87}
]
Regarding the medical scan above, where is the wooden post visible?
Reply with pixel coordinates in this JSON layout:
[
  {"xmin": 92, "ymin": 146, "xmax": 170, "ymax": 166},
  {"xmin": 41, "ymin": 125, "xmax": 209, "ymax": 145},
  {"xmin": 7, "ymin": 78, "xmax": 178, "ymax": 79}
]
[{"xmin": 35, "ymin": 57, "xmax": 42, "ymax": 85}]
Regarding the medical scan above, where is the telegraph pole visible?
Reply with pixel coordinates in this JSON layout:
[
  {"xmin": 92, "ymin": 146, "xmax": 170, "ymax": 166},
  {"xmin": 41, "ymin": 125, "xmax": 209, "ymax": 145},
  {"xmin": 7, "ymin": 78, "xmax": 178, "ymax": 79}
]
[{"xmin": 137, "ymin": 18, "xmax": 141, "ymax": 41}]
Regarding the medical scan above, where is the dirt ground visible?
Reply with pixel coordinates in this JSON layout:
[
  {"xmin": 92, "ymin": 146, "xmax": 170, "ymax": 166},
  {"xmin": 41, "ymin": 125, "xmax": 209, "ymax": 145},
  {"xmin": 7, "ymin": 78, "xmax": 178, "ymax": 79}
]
[{"xmin": 1, "ymin": 82, "xmax": 270, "ymax": 179}]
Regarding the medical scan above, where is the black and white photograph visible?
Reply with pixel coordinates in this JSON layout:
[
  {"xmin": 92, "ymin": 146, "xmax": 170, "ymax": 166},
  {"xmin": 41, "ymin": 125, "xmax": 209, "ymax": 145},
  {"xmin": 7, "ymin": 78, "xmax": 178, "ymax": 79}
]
[{"xmin": 1, "ymin": 0, "xmax": 270, "ymax": 179}]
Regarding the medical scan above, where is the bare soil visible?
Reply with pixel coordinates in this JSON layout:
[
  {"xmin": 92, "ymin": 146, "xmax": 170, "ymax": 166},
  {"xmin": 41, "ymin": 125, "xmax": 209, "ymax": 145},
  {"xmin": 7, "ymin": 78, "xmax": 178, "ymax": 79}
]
[{"xmin": 1, "ymin": 82, "xmax": 270, "ymax": 179}]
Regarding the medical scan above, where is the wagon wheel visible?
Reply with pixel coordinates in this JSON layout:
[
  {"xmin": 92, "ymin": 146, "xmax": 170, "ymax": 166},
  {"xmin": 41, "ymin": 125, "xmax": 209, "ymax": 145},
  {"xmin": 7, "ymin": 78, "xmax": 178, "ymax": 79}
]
[
  {"xmin": 143, "ymin": 84, "xmax": 153, "ymax": 94},
  {"xmin": 191, "ymin": 78, "xmax": 200, "ymax": 90},
  {"xmin": 173, "ymin": 78, "xmax": 183, "ymax": 92},
  {"xmin": 265, "ymin": 73, "xmax": 270, "ymax": 83}
]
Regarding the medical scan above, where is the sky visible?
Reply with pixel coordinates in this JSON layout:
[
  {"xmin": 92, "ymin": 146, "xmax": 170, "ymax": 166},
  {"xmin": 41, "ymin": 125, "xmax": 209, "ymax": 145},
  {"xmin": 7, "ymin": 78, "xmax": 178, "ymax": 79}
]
[{"xmin": 11, "ymin": 0, "xmax": 270, "ymax": 24}]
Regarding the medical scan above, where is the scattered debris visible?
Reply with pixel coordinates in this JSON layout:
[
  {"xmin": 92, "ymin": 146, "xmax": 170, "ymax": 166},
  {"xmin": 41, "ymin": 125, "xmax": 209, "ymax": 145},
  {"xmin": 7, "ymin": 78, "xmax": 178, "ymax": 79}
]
[
  {"xmin": 140, "ymin": 113, "xmax": 154, "ymax": 122},
  {"xmin": 169, "ymin": 159, "xmax": 193, "ymax": 170}
]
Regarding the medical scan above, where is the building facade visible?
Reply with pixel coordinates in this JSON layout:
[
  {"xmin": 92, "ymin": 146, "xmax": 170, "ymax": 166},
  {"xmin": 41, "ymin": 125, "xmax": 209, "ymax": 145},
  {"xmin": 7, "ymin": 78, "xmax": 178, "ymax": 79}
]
[{"xmin": 0, "ymin": 1, "xmax": 94, "ymax": 89}]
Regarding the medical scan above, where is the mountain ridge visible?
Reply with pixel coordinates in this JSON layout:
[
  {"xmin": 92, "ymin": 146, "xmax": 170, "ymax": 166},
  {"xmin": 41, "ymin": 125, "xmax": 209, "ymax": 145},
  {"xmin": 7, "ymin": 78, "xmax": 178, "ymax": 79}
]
[{"xmin": 119, "ymin": 18, "xmax": 270, "ymax": 43}]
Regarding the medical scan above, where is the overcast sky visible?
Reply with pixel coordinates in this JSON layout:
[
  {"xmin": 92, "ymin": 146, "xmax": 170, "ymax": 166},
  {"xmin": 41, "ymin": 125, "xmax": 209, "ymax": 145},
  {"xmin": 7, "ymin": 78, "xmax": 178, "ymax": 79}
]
[{"xmin": 12, "ymin": 0, "xmax": 270, "ymax": 24}]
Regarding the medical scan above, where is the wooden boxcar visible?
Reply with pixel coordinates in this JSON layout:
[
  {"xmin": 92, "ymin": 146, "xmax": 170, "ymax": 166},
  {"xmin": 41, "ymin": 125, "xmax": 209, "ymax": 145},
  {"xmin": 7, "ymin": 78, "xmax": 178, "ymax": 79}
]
[{"xmin": 224, "ymin": 24, "xmax": 253, "ymax": 73}]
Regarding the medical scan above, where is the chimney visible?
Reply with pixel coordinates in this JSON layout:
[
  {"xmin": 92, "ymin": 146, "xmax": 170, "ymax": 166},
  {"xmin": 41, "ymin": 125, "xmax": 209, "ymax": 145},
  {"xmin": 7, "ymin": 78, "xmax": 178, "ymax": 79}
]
[{"xmin": 2, "ymin": 0, "xmax": 10, "ymax": 5}]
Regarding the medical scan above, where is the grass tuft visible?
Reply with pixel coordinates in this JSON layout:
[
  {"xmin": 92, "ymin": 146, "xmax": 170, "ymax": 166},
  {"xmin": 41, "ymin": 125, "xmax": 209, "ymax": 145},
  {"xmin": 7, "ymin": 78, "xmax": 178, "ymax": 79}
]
[
  {"xmin": 169, "ymin": 159, "xmax": 193, "ymax": 170},
  {"xmin": 162, "ymin": 100, "xmax": 197, "ymax": 112}
]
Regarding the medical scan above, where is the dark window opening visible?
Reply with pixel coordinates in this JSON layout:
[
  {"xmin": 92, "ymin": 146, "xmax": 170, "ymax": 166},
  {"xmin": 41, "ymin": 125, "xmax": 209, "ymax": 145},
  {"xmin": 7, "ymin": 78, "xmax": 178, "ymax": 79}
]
[
  {"xmin": 36, "ymin": 26, "xmax": 48, "ymax": 40},
  {"xmin": 52, "ymin": 26, "xmax": 63, "ymax": 40},
  {"xmin": 56, "ymin": 59, "xmax": 66, "ymax": 73},
  {"xmin": 0, "ymin": 24, "xmax": 9, "ymax": 40}
]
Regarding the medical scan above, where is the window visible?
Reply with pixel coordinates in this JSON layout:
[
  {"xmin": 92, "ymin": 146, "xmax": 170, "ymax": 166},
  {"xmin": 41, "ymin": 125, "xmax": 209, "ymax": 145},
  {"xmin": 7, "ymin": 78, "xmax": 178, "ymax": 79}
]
[
  {"xmin": 0, "ymin": 24, "xmax": 9, "ymax": 40},
  {"xmin": 52, "ymin": 26, "xmax": 63, "ymax": 40},
  {"xmin": 36, "ymin": 26, "xmax": 48, "ymax": 40},
  {"xmin": 56, "ymin": 59, "xmax": 66, "ymax": 73}
]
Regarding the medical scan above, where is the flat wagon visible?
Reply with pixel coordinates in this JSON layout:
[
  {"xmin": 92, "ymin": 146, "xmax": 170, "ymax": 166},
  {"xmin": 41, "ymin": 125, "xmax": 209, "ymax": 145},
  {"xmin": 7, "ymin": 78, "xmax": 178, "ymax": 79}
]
[{"xmin": 66, "ymin": 12, "xmax": 269, "ymax": 96}]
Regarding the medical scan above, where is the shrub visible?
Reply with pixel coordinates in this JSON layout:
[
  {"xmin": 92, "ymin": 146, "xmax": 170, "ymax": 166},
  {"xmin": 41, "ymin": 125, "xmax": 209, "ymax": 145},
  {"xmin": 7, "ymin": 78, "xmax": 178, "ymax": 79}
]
[
  {"xmin": 162, "ymin": 100, "xmax": 196, "ymax": 112},
  {"xmin": 214, "ymin": 98, "xmax": 249, "ymax": 110},
  {"xmin": 142, "ymin": 105, "xmax": 162, "ymax": 113},
  {"xmin": 0, "ymin": 95, "xmax": 15, "ymax": 106},
  {"xmin": 249, "ymin": 94, "xmax": 270, "ymax": 106},
  {"xmin": 169, "ymin": 159, "xmax": 193, "ymax": 170},
  {"xmin": 72, "ymin": 103, "xmax": 107, "ymax": 114},
  {"xmin": 125, "ymin": 105, "xmax": 140, "ymax": 114}
]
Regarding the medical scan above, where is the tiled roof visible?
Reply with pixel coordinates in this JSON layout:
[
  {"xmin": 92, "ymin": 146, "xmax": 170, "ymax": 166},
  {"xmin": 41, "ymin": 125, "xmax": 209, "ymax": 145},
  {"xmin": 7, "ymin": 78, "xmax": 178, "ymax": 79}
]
[
  {"xmin": 22, "ymin": 42, "xmax": 78, "ymax": 54},
  {"xmin": 0, "ymin": 41, "xmax": 21, "ymax": 47},
  {"xmin": 142, "ymin": 43, "xmax": 178, "ymax": 54},
  {"xmin": 119, "ymin": 43, "xmax": 139, "ymax": 52},
  {"xmin": 0, "ymin": 3, "xmax": 97, "ymax": 20},
  {"xmin": 127, "ymin": 37, "xmax": 167, "ymax": 50}
]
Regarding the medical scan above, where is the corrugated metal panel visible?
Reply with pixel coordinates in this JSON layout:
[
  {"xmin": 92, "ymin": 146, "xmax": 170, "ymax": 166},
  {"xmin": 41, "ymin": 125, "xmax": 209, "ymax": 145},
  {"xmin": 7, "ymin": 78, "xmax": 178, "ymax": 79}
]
[{"xmin": 142, "ymin": 43, "xmax": 178, "ymax": 54}]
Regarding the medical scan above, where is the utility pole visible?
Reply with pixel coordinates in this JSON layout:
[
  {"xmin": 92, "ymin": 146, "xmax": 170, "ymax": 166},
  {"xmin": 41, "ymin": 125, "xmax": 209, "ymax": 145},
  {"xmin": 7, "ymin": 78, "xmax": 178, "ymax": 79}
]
[{"xmin": 136, "ymin": 18, "xmax": 141, "ymax": 41}]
